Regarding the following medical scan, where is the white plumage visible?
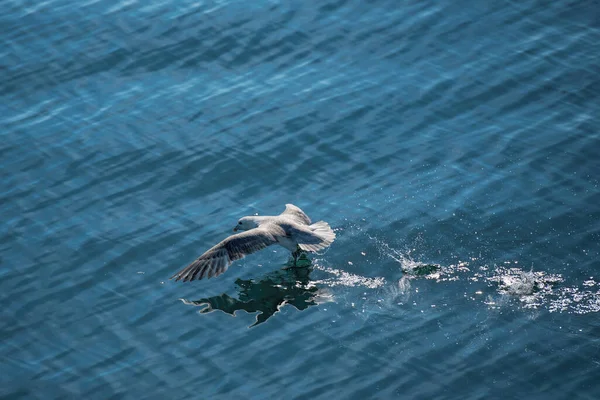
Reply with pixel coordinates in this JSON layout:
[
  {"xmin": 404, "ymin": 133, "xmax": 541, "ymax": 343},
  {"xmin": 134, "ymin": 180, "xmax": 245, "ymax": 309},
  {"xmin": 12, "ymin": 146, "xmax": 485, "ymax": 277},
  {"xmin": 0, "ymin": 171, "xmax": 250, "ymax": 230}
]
[{"xmin": 171, "ymin": 204, "xmax": 335, "ymax": 282}]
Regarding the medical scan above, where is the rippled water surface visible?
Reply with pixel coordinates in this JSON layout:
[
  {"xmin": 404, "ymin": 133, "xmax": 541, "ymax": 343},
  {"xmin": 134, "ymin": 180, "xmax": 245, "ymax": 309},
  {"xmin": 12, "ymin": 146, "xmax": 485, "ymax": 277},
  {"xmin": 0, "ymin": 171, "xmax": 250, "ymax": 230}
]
[{"xmin": 2, "ymin": 0, "xmax": 600, "ymax": 398}]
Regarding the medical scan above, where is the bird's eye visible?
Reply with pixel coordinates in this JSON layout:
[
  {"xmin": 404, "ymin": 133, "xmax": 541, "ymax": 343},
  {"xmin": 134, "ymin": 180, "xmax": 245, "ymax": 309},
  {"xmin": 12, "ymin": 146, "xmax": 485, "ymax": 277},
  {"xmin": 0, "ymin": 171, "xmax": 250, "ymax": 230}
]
[{"xmin": 239, "ymin": 222, "xmax": 242, "ymax": 225}]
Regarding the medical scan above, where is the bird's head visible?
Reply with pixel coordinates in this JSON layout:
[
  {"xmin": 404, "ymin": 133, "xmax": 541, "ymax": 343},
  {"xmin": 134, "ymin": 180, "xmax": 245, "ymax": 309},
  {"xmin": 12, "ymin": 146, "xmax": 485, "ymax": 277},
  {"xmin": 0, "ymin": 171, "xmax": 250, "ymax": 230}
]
[{"xmin": 233, "ymin": 216, "xmax": 260, "ymax": 232}]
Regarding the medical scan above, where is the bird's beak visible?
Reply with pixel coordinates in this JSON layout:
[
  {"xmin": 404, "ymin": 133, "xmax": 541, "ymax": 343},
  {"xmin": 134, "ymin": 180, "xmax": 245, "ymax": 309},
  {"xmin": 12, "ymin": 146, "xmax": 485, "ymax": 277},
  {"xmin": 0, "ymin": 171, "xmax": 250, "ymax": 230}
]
[{"xmin": 233, "ymin": 226, "xmax": 238, "ymax": 232}]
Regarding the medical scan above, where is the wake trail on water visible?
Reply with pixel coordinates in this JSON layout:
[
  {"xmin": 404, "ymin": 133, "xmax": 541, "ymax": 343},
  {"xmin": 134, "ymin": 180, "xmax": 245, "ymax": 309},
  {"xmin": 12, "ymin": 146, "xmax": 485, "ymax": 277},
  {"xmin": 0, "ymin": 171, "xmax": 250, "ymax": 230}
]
[{"xmin": 370, "ymin": 236, "xmax": 600, "ymax": 315}]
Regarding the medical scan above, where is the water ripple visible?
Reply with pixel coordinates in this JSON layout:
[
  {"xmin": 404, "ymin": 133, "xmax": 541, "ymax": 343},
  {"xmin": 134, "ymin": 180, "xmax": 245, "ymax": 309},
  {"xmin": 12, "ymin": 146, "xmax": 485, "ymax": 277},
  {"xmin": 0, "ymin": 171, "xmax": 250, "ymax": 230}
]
[{"xmin": 2, "ymin": 0, "xmax": 600, "ymax": 398}]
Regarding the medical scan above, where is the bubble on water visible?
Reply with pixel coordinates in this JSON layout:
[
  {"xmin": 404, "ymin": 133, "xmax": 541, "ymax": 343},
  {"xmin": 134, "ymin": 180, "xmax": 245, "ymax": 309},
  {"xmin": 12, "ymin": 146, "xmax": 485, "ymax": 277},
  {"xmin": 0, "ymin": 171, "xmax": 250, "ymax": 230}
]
[
  {"xmin": 398, "ymin": 276, "xmax": 411, "ymax": 293},
  {"xmin": 312, "ymin": 264, "xmax": 386, "ymax": 289},
  {"xmin": 318, "ymin": 236, "xmax": 600, "ymax": 317}
]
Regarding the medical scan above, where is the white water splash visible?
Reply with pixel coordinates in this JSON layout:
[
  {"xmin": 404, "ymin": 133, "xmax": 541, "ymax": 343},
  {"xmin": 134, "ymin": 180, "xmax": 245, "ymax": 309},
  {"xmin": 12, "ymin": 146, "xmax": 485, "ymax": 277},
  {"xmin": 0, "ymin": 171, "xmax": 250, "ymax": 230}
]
[
  {"xmin": 312, "ymin": 264, "xmax": 386, "ymax": 289},
  {"xmin": 372, "ymin": 237, "xmax": 600, "ymax": 315}
]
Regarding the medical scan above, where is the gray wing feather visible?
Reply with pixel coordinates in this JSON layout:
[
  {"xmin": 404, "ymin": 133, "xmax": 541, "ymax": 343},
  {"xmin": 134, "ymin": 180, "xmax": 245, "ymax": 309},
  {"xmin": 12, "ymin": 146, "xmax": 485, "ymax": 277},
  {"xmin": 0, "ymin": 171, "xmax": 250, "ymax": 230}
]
[
  {"xmin": 285, "ymin": 225, "xmax": 324, "ymax": 244},
  {"xmin": 171, "ymin": 228, "xmax": 279, "ymax": 282},
  {"xmin": 280, "ymin": 204, "xmax": 311, "ymax": 225},
  {"xmin": 285, "ymin": 221, "xmax": 336, "ymax": 252}
]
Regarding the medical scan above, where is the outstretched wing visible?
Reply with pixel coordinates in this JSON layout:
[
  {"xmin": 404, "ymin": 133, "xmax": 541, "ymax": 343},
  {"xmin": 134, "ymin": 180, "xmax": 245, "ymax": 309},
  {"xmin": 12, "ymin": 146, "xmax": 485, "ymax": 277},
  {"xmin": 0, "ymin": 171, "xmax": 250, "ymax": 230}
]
[
  {"xmin": 171, "ymin": 228, "xmax": 280, "ymax": 282},
  {"xmin": 285, "ymin": 221, "xmax": 336, "ymax": 253},
  {"xmin": 280, "ymin": 203, "xmax": 311, "ymax": 225}
]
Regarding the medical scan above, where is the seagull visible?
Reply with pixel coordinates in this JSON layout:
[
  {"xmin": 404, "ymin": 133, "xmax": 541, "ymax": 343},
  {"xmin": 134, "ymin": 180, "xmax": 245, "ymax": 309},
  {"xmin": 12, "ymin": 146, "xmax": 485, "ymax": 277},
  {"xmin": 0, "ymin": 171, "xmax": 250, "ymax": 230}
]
[{"xmin": 171, "ymin": 204, "xmax": 336, "ymax": 282}]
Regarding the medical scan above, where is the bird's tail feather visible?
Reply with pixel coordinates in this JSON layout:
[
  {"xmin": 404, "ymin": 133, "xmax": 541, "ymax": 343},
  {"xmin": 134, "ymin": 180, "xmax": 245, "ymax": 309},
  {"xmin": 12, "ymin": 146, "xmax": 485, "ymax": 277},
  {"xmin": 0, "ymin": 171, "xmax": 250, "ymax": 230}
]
[{"xmin": 298, "ymin": 221, "xmax": 336, "ymax": 252}]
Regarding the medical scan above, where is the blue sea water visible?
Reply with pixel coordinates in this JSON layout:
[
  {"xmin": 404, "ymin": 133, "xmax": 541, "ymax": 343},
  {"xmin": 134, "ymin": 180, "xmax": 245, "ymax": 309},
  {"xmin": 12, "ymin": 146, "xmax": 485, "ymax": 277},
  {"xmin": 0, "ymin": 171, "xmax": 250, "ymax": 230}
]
[{"xmin": 2, "ymin": 0, "xmax": 600, "ymax": 398}]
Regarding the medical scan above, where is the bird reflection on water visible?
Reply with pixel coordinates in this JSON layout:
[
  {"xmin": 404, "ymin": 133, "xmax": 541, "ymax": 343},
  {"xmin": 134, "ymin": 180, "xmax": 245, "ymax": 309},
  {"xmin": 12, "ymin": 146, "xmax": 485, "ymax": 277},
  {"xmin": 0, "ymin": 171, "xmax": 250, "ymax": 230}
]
[{"xmin": 181, "ymin": 255, "xmax": 330, "ymax": 327}]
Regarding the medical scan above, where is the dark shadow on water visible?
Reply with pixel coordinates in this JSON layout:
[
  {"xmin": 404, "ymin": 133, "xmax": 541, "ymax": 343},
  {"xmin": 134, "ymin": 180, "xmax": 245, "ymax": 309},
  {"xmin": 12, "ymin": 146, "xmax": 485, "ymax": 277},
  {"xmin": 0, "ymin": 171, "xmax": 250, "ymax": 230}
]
[{"xmin": 181, "ymin": 255, "xmax": 324, "ymax": 327}]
